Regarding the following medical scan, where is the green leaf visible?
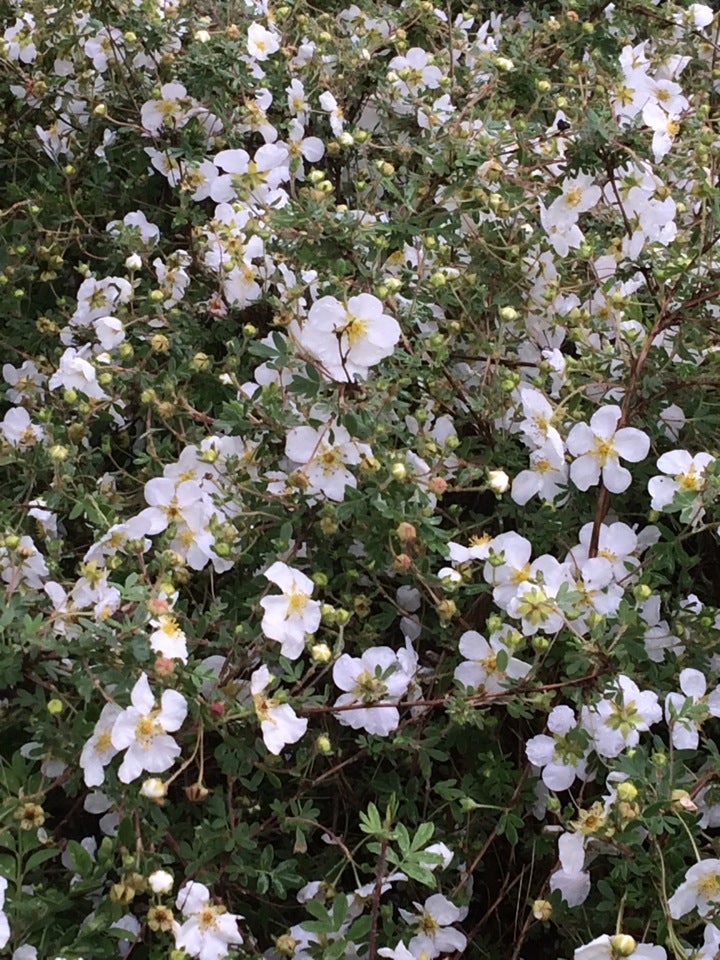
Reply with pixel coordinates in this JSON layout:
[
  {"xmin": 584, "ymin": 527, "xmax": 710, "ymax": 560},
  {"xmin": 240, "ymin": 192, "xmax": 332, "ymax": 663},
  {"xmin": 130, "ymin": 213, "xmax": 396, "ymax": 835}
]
[
  {"xmin": 25, "ymin": 847, "xmax": 60, "ymax": 872},
  {"xmin": 66, "ymin": 840, "xmax": 94, "ymax": 878}
]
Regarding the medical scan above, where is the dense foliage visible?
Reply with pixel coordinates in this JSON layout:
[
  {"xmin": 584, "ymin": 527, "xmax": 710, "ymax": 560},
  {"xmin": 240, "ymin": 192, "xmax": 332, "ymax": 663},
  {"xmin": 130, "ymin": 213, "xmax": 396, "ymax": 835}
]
[{"xmin": 2, "ymin": 0, "xmax": 720, "ymax": 958}]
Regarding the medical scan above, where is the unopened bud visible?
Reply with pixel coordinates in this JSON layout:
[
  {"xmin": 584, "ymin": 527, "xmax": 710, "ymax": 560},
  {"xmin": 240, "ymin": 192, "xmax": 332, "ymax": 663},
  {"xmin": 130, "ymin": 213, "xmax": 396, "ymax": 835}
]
[
  {"xmin": 532, "ymin": 899, "xmax": 552, "ymax": 921},
  {"xmin": 609, "ymin": 935, "xmax": 636, "ymax": 956}
]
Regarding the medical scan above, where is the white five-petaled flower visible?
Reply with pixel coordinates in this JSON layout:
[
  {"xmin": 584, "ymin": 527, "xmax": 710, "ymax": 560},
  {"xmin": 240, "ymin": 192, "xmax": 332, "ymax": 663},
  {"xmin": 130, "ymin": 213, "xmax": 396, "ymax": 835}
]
[
  {"xmin": 246, "ymin": 22, "xmax": 280, "ymax": 61},
  {"xmin": 80, "ymin": 702, "xmax": 122, "ymax": 787},
  {"xmin": 251, "ymin": 665, "xmax": 308, "ymax": 754},
  {"xmin": 110, "ymin": 673, "xmax": 187, "ymax": 783},
  {"xmin": 174, "ymin": 881, "xmax": 243, "ymax": 960},
  {"xmin": 526, "ymin": 704, "xmax": 590, "ymax": 791},
  {"xmin": 333, "ymin": 645, "xmax": 415, "ymax": 736},
  {"xmin": 567, "ymin": 405, "xmax": 650, "ymax": 493},
  {"xmin": 669, "ymin": 858, "xmax": 720, "ymax": 919},
  {"xmin": 580, "ymin": 674, "xmax": 661, "ymax": 758},
  {"xmin": 149, "ymin": 614, "xmax": 189, "ymax": 662},
  {"xmin": 293, "ymin": 294, "xmax": 400, "ymax": 382},
  {"xmin": 259, "ymin": 561, "xmax": 321, "ymax": 659},
  {"xmin": 0, "ymin": 406, "xmax": 45, "ymax": 448},
  {"xmin": 665, "ymin": 668, "xmax": 720, "ymax": 751},
  {"xmin": 284, "ymin": 423, "xmax": 371, "ymax": 502},
  {"xmin": 454, "ymin": 629, "xmax": 531, "ymax": 693},
  {"xmin": 398, "ymin": 893, "xmax": 467, "ymax": 959},
  {"xmin": 648, "ymin": 449, "xmax": 715, "ymax": 525}
]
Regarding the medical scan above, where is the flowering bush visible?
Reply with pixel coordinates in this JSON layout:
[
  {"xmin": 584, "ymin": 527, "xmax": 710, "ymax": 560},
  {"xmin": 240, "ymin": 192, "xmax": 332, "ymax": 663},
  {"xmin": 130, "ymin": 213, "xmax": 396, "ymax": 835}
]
[{"xmin": 3, "ymin": 0, "xmax": 720, "ymax": 958}]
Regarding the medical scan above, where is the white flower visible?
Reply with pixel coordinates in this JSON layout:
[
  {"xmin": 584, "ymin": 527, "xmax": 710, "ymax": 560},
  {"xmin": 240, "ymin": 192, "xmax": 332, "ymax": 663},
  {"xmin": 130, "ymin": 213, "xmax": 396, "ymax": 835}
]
[
  {"xmin": 454, "ymin": 629, "xmax": 530, "ymax": 693},
  {"xmin": 140, "ymin": 82, "xmax": 190, "ymax": 135},
  {"xmin": 251, "ymin": 665, "xmax": 308, "ymax": 754},
  {"xmin": 511, "ymin": 440, "xmax": 568, "ymax": 506},
  {"xmin": 568, "ymin": 521, "xmax": 639, "ymax": 583},
  {"xmin": 643, "ymin": 102, "xmax": 680, "ymax": 161},
  {"xmin": 319, "ymin": 91, "xmax": 344, "ymax": 135},
  {"xmin": 0, "ymin": 406, "xmax": 45, "ymax": 448},
  {"xmin": 149, "ymin": 614, "xmax": 189, "ymax": 662},
  {"xmin": 48, "ymin": 347, "xmax": 108, "ymax": 400},
  {"xmin": 581, "ymin": 675, "xmax": 661, "ymax": 758},
  {"xmin": 483, "ymin": 531, "xmax": 533, "ymax": 610},
  {"xmin": 0, "ymin": 876, "xmax": 10, "ymax": 949},
  {"xmin": 648, "ymin": 449, "xmax": 714, "ymax": 525},
  {"xmin": 665, "ymin": 668, "xmax": 720, "ymax": 751},
  {"xmin": 247, "ymin": 22, "xmax": 280, "ymax": 61},
  {"xmin": 526, "ymin": 705, "xmax": 590, "ymax": 791},
  {"xmin": 259, "ymin": 561, "xmax": 321, "ymax": 659},
  {"xmin": 683, "ymin": 4, "xmax": 714, "ymax": 29},
  {"xmin": 174, "ymin": 881, "xmax": 243, "ymax": 960},
  {"xmin": 284, "ymin": 423, "xmax": 371, "ymax": 502},
  {"xmin": 293, "ymin": 294, "xmax": 400, "ymax": 382},
  {"xmin": 506, "ymin": 555, "xmax": 570, "ymax": 635},
  {"xmin": 111, "ymin": 674, "xmax": 187, "ymax": 783},
  {"xmin": 567, "ymin": 405, "xmax": 650, "ymax": 493},
  {"xmin": 550, "ymin": 832, "xmax": 590, "ymax": 907},
  {"xmin": 399, "ymin": 894, "xmax": 467, "ymax": 958},
  {"xmin": 333, "ymin": 646, "xmax": 415, "ymax": 736},
  {"xmin": 80, "ymin": 702, "xmax": 122, "ymax": 787},
  {"xmin": 575, "ymin": 934, "xmax": 666, "ymax": 960},
  {"xmin": 669, "ymin": 859, "xmax": 720, "ymax": 918}
]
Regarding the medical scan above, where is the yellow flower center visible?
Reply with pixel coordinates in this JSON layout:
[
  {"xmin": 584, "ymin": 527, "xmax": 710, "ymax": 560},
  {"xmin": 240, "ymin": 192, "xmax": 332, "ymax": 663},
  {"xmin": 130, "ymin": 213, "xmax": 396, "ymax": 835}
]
[
  {"xmin": 135, "ymin": 713, "xmax": 161, "ymax": 747},
  {"xmin": 510, "ymin": 562, "xmax": 532, "ymax": 585},
  {"xmin": 592, "ymin": 437, "xmax": 615, "ymax": 465},
  {"xmin": 286, "ymin": 587, "xmax": 309, "ymax": 616},
  {"xmin": 341, "ymin": 312, "xmax": 367, "ymax": 347},
  {"xmin": 353, "ymin": 669, "xmax": 387, "ymax": 703},
  {"xmin": 698, "ymin": 873, "xmax": 720, "ymax": 899},
  {"xmin": 564, "ymin": 187, "xmax": 582, "ymax": 207}
]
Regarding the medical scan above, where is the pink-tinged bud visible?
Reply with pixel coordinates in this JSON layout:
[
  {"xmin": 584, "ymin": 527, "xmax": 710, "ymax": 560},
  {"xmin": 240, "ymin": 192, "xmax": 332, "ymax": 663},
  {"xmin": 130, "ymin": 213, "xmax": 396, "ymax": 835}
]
[
  {"xmin": 396, "ymin": 522, "xmax": 417, "ymax": 542},
  {"xmin": 154, "ymin": 656, "xmax": 175, "ymax": 677},
  {"xmin": 147, "ymin": 597, "xmax": 170, "ymax": 616},
  {"xmin": 428, "ymin": 477, "xmax": 448, "ymax": 495},
  {"xmin": 209, "ymin": 701, "xmax": 225, "ymax": 717}
]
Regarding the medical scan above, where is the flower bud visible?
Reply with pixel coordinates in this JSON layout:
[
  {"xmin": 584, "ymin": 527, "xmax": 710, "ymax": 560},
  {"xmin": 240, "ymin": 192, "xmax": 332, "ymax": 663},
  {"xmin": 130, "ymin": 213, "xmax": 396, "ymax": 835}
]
[
  {"xmin": 427, "ymin": 476, "xmax": 448, "ymax": 495},
  {"xmin": 396, "ymin": 521, "xmax": 416, "ymax": 542},
  {"xmin": 609, "ymin": 935, "xmax": 636, "ymax": 956},
  {"xmin": 316, "ymin": 735, "xmax": 332, "ymax": 755},
  {"xmin": 437, "ymin": 599, "xmax": 456, "ymax": 622},
  {"xmin": 487, "ymin": 469, "xmax": 510, "ymax": 494},
  {"xmin": 311, "ymin": 642, "xmax": 332, "ymax": 663},
  {"xmin": 140, "ymin": 778, "xmax": 167, "ymax": 802},
  {"xmin": 49, "ymin": 444, "xmax": 70, "ymax": 461},
  {"xmin": 532, "ymin": 899, "xmax": 553, "ymax": 921}
]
